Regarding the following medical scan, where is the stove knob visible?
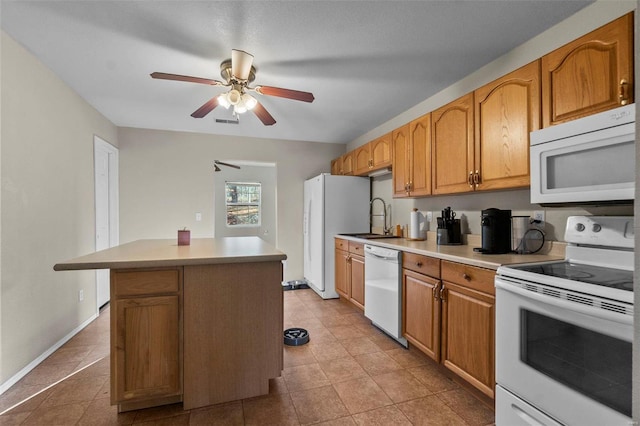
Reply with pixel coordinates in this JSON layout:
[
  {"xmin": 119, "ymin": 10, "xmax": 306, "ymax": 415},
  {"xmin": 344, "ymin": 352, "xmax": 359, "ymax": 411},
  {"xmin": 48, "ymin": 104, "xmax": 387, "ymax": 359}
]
[
  {"xmin": 592, "ymin": 223, "xmax": 602, "ymax": 233},
  {"xmin": 575, "ymin": 223, "xmax": 585, "ymax": 232}
]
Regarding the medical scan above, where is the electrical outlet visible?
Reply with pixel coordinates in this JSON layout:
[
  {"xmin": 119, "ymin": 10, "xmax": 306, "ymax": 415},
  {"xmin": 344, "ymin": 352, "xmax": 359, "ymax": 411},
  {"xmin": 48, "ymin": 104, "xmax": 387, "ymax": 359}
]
[
  {"xmin": 78, "ymin": 289, "xmax": 84, "ymax": 302},
  {"xmin": 195, "ymin": 212, "xmax": 202, "ymax": 221},
  {"xmin": 426, "ymin": 211, "xmax": 433, "ymax": 222},
  {"xmin": 533, "ymin": 210, "xmax": 545, "ymax": 223}
]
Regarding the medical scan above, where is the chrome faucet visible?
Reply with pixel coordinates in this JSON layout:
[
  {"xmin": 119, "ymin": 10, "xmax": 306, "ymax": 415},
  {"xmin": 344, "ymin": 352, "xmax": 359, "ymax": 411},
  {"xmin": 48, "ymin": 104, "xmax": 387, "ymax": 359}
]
[{"xmin": 370, "ymin": 197, "xmax": 390, "ymax": 235}]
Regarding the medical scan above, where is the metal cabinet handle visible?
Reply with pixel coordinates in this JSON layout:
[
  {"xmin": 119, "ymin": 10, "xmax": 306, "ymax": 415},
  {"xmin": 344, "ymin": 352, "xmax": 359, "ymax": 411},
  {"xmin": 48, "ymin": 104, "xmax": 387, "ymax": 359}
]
[
  {"xmin": 468, "ymin": 171, "xmax": 474, "ymax": 187},
  {"xmin": 462, "ymin": 273, "xmax": 471, "ymax": 281},
  {"xmin": 416, "ymin": 261, "xmax": 423, "ymax": 267},
  {"xmin": 432, "ymin": 285, "xmax": 439, "ymax": 300},
  {"xmin": 473, "ymin": 170, "xmax": 480, "ymax": 185},
  {"xmin": 619, "ymin": 79, "xmax": 629, "ymax": 105},
  {"xmin": 439, "ymin": 284, "xmax": 446, "ymax": 301}
]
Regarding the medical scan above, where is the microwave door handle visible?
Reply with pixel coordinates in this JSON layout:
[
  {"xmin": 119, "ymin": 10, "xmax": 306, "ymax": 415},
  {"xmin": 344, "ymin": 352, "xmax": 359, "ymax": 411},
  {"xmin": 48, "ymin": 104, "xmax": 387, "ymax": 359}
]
[{"xmin": 495, "ymin": 279, "xmax": 632, "ymax": 325}]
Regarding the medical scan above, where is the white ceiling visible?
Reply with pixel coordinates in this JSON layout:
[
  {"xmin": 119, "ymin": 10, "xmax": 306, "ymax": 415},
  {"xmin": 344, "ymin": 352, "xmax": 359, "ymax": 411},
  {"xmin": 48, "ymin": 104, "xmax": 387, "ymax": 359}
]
[{"xmin": 1, "ymin": 1, "xmax": 592, "ymax": 144}]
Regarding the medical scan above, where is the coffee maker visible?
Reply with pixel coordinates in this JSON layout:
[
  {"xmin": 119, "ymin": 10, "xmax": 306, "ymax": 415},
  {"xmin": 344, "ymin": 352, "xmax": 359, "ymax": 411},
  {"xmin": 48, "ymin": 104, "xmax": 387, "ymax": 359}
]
[{"xmin": 475, "ymin": 208, "xmax": 512, "ymax": 254}]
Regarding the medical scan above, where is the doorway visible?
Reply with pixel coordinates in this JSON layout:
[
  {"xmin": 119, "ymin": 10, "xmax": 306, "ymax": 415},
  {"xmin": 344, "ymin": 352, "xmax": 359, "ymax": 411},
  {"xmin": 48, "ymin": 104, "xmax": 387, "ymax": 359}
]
[{"xmin": 94, "ymin": 136, "xmax": 119, "ymax": 311}]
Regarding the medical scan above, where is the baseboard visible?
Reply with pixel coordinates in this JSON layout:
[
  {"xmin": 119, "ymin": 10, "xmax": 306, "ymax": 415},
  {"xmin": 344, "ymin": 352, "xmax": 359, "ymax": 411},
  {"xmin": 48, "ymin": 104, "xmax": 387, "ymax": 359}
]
[{"xmin": 0, "ymin": 312, "xmax": 99, "ymax": 395}]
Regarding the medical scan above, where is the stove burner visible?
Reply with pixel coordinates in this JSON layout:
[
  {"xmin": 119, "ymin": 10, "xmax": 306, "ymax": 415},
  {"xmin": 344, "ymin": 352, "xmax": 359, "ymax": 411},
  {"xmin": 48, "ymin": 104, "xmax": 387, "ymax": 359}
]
[{"xmin": 515, "ymin": 262, "xmax": 633, "ymax": 291}]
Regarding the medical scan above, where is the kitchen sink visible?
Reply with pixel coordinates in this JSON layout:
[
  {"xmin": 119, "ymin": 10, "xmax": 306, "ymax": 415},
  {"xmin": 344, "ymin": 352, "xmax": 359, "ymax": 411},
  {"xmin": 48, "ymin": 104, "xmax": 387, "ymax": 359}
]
[{"xmin": 339, "ymin": 233, "xmax": 398, "ymax": 240}]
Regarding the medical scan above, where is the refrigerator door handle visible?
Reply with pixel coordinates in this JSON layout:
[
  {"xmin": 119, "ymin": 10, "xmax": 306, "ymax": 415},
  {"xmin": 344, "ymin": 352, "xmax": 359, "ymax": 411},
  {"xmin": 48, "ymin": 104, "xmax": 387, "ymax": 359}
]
[{"xmin": 306, "ymin": 199, "xmax": 312, "ymax": 262}]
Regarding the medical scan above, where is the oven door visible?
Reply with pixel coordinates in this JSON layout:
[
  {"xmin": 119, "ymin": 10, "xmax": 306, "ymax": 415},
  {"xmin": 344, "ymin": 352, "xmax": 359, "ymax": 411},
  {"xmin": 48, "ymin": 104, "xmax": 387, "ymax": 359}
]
[{"xmin": 495, "ymin": 277, "xmax": 632, "ymax": 426}]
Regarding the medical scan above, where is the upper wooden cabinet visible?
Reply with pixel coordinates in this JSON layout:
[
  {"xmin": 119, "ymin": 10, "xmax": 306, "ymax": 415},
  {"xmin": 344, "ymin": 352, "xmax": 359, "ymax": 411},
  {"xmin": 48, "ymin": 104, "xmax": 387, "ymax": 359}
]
[
  {"xmin": 342, "ymin": 151, "xmax": 354, "ymax": 175},
  {"xmin": 354, "ymin": 133, "xmax": 392, "ymax": 176},
  {"xmin": 542, "ymin": 12, "xmax": 633, "ymax": 127},
  {"xmin": 474, "ymin": 60, "xmax": 540, "ymax": 191},
  {"xmin": 431, "ymin": 94, "xmax": 475, "ymax": 195},
  {"xmin": 393, "ymin": 114, "xmax": 431, "ymax": 198},
  {"xmin": 331, "ymin": 157, "xmax": 343, "ymax": 175}
]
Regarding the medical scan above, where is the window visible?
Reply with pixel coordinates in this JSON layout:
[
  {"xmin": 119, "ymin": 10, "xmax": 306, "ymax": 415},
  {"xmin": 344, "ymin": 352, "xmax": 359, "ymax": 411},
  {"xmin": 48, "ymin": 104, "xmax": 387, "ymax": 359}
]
[{"xmin": 225, "ymin": 182, "xmax": 261, "ymax": 226}]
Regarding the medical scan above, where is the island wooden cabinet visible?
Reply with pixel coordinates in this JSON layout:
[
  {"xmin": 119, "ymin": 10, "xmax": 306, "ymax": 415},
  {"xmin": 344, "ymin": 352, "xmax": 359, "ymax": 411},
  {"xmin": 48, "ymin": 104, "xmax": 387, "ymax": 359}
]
[
  {"xmin": 431, "ymin": 94, "xmax": 475, "ymax": 195},
  {"xmin": 440, "ymin": 260, "xmax": 495, "ymax": 399},
  {"xmin": 111, "ymin": 268, "xmax": 183, "ymax": 411},
  {"xmin": 402, "ymin": 252, "xmax": 441, "ymax": 361},
  {"xmin": 542, "ymin": 12, "xmax": 633, "ymax": 128},
  {"xmin": 393, "ymin": 113, "xmax": 431, "ymax": 198},
  {"xmin": 473, "ymin": 60, "xmax": 540, "ymax": 191},
  {"xmin": 334, "ymin": 238, "xmax": 365, "ymax": 310}
]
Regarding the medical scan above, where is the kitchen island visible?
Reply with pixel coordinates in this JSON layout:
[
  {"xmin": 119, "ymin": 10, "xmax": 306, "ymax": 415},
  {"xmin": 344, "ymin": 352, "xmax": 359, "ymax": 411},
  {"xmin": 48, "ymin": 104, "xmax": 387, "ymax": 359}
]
[{"xmin": 54, "ymin": 237, "xmax": 287, "ymax": 412}]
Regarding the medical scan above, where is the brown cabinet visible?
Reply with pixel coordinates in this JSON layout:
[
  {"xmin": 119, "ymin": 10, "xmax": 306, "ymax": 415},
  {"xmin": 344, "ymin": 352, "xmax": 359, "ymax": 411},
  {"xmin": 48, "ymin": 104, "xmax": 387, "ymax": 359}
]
[
  {"xmin": 402, "ymin": 252, "xmax": 440, "ymax": 361},
  {"xmin": 334, "ymin": 238, "xmax": 365, "ymax": 310},
  {"xmin": 542, "ymin": 13, "xmax": 633, "ymax": 128},
  {"xmin": 331, "ymin": 157, "xmax": 343, "ymax": 175},
  {"xmin": 393, "ymin": 114, "xmax": 431, "ymax": 198},
  {"xmin": 440, "ymin": 261, "xmax": 495, "ymax": 399},
  {"xmin": 431, "ymin": 94, "xmax": 475, "ymax": 195},
  {"xmin": 474, "ymin": 61, "xmax": 540, "ymax": 191},
  {"xmin": 354, "ymin": 133, "xmax": 392, "ymax": 176},
  {"xmin": 402, "ymin": 255, "xmax": 495, "ymax": 399},
  {"xmin": 342, "ymin": 151, "xmax": 354, "ymax": 175},
  {"xmin": 111, "ymin": 268, "xmax": 182, "ymax": 410}
]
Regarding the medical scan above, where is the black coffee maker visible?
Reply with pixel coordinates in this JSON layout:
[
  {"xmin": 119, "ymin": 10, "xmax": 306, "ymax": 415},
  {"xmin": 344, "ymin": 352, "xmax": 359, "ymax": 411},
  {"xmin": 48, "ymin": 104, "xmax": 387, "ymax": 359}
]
[{"xmin": 475, "ymin": 208, "xmax": 512, "ymax": 254}]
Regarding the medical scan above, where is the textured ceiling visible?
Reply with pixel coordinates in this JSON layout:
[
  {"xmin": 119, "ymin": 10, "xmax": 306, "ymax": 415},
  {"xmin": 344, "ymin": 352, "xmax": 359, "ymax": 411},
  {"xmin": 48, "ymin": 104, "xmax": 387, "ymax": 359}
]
[{"xmin": 1, "ymin": 1, "xmax": 592, "ymax": 143}]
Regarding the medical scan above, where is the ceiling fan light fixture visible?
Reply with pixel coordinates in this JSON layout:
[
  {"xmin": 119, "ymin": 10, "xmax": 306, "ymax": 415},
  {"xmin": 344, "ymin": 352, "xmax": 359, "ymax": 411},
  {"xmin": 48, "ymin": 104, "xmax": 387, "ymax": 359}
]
[
  {"xmin": 227, "ymin": 89, "xmax": 242, "ymax": 105},
  {"xmin": 241, "ymin": 93, "xmax": 258, "ymax": 110},
  {"xmin": 217, "ymin": 93, "xmax": 231, "ymax": 109}
]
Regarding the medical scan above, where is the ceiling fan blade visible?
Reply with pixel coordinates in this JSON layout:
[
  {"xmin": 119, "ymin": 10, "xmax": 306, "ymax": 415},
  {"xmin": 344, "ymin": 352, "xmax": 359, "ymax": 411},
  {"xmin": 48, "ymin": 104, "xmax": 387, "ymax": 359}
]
[
  {"xmin": 151, "ymin": 72, "xmax": 224, "ymax": 86},
  {"xmin": 252, "ymin": 101, "xmax": 276, "ymax": 126},
  {"xmin": 191, "ymin": 96, "xmax": 220, "ymax": 118},
  {"xmin": 231, "ymin": 49, "xmax": 254, "ymax": 80},
  {"xmin": 255, "ymin": 85, "xmax": 315, "ymax": 103}
]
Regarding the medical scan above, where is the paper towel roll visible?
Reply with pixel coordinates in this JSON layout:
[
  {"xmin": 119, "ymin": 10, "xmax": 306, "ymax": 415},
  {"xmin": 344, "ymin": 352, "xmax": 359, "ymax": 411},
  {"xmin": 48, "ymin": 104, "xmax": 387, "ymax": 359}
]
[{"xmin": 410, "ymin": 209, "xmax": 421, "ymax": 239}]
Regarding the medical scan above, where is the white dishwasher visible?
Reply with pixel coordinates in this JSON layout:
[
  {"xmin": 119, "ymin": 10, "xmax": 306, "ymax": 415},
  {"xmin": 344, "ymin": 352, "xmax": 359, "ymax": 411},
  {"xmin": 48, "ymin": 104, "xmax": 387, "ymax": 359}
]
[{"xmin": 364, "ymin": 244, "xmax": 407, "ymax": 347}]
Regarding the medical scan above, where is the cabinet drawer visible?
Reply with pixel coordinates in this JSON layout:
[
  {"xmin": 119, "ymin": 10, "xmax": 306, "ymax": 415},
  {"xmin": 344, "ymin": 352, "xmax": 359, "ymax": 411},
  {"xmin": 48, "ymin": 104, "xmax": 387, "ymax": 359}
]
[
  {"xmin": 335, "ymin": 238, "xmax": 348, "ymax": 251},
  {"xmin": 113, "ymin": 269, "xmax": 180, "ymax": 297},
  {"xmin": 403, "ymin": 252, "xmax": 440, "ymax": 278},
  {"xmin": 349, "ymin": 241, "xmax": 364, "ymax": 255},
  {"xmin": 441, "ymin": 261, "xmax": 495, "ymax": 295}
]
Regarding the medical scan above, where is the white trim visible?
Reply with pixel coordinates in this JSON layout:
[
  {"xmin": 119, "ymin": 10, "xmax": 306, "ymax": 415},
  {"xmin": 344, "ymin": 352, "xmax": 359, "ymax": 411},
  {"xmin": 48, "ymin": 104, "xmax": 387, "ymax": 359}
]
[{"xmin": 0, "ymin": 313, "xmax": 98, "ymax": 395}]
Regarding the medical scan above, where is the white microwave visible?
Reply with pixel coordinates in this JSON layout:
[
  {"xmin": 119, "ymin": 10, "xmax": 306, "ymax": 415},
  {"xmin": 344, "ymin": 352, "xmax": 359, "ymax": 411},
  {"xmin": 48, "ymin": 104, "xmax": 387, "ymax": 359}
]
[{"xmin": 530, "ymin": 104, "xmax": 635, "ymax": 205}]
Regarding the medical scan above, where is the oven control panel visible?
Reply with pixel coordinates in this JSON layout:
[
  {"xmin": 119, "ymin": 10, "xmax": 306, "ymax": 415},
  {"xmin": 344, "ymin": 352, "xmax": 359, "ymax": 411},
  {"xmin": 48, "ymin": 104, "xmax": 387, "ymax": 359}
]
[{"xmin": 565, "ymin": 216, "xmax": 634, "ymax": 248}]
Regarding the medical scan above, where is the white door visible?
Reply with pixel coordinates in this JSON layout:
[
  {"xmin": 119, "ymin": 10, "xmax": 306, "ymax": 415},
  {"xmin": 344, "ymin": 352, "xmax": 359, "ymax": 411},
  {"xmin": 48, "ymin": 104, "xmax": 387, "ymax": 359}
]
[{"xmin": 94, "ymin": 136, "xmax": 119, "ymax": 310}]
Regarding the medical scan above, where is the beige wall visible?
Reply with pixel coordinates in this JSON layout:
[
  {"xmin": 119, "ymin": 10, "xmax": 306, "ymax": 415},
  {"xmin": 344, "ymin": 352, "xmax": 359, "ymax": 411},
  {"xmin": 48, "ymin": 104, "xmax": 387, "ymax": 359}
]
[
  {"xmin": 1, "ymin": 32, "xmax": 118, "ymax": 385},
  {"xmin": 117, "ymin": 127, "xmax": 344, "ymax": 282}
]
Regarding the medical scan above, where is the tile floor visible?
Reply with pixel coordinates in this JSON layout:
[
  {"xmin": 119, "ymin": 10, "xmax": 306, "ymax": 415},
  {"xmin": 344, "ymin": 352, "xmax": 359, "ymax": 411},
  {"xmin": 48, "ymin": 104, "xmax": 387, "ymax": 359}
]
[{"xmin": 0, "ymin": 288, "xmax": 494, "ymax": 425}]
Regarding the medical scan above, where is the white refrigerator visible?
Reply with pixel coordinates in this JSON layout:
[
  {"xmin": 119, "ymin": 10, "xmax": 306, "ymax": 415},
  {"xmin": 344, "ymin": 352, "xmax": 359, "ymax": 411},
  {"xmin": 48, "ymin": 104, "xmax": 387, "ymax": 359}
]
[{"xmin": 303, "ymin": 173, "xmax": 370, "ymax": 299}]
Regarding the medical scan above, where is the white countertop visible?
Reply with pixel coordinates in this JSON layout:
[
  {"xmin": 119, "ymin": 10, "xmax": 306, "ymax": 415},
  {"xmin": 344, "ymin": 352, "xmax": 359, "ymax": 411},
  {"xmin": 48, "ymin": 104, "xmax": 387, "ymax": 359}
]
[
  {"xmin": 336, "ymin": 233, "xmax": 565, "ymax": 270},
  {"xmin": 54, "ymin": 237, "xmax": 287, "ymax": 271}
]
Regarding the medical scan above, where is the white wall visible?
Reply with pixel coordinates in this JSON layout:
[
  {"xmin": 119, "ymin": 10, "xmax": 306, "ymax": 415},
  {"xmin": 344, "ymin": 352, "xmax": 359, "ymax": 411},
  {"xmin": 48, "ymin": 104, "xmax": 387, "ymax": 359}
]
[
  {"xmin": 117, "ymin": 127, "xmax": 344, "ymax": 281},
  {"xmin": 1, "ymin": 31, "xmax": 118, "ymax": 385}
]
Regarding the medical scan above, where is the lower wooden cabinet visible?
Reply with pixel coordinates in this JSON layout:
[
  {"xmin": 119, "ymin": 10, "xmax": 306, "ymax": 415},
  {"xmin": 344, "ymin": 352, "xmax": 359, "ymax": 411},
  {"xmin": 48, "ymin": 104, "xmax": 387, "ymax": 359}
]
[
  {"xmin": 402, "ymin": 255, "xmax": 496, "ymax": 399},
  {"xmin": 334, "ymin": 238, "xmax": 365, "ymax": 310},
  {"xmin": 111, "ymin": 268, "xmax": 183, "ymax": 410}
]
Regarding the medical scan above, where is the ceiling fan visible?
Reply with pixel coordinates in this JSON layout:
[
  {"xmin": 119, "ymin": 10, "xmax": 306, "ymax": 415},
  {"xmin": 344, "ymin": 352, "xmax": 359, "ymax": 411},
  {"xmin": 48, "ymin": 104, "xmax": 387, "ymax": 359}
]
[{"xmin": 151, "ymin": 49, "xmax": 315, "ymax": 126}]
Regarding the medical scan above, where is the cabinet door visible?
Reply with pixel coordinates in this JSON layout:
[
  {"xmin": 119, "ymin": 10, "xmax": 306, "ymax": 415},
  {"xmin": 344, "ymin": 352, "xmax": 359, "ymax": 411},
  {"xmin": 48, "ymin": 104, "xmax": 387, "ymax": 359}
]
[
  {"xmin": 354, "ymin": 143, "xmax": 372, "ymax": 176},
  {"xmin": 331, "ymin": 157, "xmax": 343, "ymax": 175},
  {"xmin": 349, "ymin": 254, "xmax": 365, "ymax": 310},
  {"xmin": 335, "ymin": 248, "xmax": 350, "ymax": 299},
  {"xmin": 113, "ymin": 295, "xmax": 181, "ymax": 403},
  {"xmin": 475, "ymin": 61, "xmax": 540, "ymax": 191},
  {"xmin": 403, "ymin": 269, "xmax": 440, "ymax": 361},
  {"xmin": 542, "ymin": 13, "xmax": 633, "ymax": 127},
  {"xmin": 392, "ymin": 124, "xmax": 410, "ymax": 197},
  {"xmin": 342, "ymin": 152, "xmax": 354, "ymax": 175},
  {"xmin": 440, "ymin": 281, "xmax": 495, "ymax": 398},
  {"xmin": 371, "ymin": 133, "xmax": 392, "ymax": 169},
  {"xmin": 431, "ymin": 93, "xmax": 475, "ymax": 195},
  {"xmin": 408, "ymin": 113, "xmax": 432, "ymax": 197}
]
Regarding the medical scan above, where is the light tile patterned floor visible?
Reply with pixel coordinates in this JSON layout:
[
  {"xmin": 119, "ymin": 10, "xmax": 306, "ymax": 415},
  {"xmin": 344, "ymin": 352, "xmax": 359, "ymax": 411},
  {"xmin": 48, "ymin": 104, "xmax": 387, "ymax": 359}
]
[{"xmin": 0, "ymin": 288, "xmax": 494, "ymax": 425}]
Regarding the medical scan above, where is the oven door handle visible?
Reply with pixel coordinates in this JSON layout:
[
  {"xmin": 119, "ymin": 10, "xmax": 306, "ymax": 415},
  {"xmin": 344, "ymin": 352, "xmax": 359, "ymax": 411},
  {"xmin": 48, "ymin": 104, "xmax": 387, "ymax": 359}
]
[{"xmin": 495, "ymin": 278, "xmax": 633, "ymax": 325}]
